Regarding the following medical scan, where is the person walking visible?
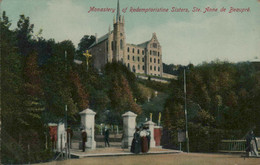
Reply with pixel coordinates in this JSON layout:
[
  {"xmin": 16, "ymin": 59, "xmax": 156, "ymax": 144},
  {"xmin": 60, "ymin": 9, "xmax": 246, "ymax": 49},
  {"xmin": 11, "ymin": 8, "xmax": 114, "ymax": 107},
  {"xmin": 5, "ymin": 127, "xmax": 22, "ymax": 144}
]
[
  {"xmin": 81, "ymin": 128, "xmax": 87, "ymax": 152},
  {"xmin": 104, "ymin": 128, "xmax": 110, "ymax": 147}
]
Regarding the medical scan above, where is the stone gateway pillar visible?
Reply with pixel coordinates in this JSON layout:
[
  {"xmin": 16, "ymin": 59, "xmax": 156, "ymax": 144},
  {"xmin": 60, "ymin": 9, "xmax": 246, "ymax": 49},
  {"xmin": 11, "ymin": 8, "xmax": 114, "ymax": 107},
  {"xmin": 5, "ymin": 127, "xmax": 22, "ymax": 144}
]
[
  {"xmin": 122, "ymin": 111, "xmax": 137, "ymax": 149},
  {"xmin": 144, "ymin": 121, "xmax": 156, "ymax": 148},
  {"xmin": 79, "ymin": 108, "xmax": 96, "ymax": 149}
]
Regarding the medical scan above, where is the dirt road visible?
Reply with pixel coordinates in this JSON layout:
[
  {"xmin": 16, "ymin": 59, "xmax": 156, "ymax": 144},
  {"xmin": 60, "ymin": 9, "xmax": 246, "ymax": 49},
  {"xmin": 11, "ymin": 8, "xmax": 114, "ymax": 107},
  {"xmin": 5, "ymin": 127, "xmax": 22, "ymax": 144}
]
[{"xmin": 38, "ymin": 153, "xmax": 259, "ymax": 165}]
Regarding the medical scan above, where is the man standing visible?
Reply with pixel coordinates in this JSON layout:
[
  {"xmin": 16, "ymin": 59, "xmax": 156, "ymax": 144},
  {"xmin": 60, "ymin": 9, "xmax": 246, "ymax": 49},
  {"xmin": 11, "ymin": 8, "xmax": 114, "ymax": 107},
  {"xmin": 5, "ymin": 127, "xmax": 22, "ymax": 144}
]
[
  {"xmin": 104, "ymin": 128, "xmax": 110, "ymax": 147},
  {"xmin": 66, "ymin": 126, "xmax": 73, "ymax": 149},
  {"xmin": 81, "ymin": 128, "xmax": 87, "ymax": 152}
]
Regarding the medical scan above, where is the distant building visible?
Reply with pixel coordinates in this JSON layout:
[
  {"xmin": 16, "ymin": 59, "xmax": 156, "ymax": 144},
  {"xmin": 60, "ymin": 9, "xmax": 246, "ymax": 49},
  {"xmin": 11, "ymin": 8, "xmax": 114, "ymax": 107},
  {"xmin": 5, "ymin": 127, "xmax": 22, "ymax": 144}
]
[
  {"xmin": 251, "ymin": 58, "xmax": 260, "ymax": 71},
  {"xmin": 89, "ymin": 0, "xmax": 163, "ymax": 77}
]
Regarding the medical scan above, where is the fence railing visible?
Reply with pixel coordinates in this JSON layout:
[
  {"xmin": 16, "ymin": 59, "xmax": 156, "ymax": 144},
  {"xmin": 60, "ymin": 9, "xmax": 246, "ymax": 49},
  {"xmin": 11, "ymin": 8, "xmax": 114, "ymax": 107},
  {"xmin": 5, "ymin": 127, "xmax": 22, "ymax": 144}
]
[{"xmin": 219, "ymin": 140, "xmax": 246, "ymax": 153}]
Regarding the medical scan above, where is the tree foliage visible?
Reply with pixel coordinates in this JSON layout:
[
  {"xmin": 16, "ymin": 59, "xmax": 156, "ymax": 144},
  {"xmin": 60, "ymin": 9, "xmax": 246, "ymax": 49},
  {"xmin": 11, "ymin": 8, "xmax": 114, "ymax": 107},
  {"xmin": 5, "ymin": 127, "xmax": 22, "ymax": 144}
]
[{"xmin": 163, "ymin": 60, "xmax": 260, "ymax": 152}]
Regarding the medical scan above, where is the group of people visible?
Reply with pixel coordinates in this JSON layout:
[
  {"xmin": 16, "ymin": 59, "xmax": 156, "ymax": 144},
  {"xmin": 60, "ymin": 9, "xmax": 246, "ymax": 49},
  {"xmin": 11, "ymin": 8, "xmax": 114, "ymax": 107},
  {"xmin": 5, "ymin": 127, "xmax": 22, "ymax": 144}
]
[{"xmin": 131, "ymin": 126, "xmax": 151, "ymax": 154}]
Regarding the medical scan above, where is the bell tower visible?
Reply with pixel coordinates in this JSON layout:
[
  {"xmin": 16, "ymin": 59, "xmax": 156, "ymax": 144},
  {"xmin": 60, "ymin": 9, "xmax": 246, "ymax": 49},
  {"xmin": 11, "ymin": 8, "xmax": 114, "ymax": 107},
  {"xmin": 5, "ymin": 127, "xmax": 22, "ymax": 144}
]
[{"xmin": 113, "ymin": 0, "xmax": 126, "ymax": 63}]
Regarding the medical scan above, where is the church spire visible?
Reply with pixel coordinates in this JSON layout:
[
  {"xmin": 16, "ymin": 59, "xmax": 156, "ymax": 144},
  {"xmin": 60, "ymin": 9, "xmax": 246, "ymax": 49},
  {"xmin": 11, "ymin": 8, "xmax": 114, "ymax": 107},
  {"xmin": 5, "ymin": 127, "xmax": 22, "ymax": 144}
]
[{"xmin": 116, "ymin": 0, "xmax": 120, "ymax": 22}]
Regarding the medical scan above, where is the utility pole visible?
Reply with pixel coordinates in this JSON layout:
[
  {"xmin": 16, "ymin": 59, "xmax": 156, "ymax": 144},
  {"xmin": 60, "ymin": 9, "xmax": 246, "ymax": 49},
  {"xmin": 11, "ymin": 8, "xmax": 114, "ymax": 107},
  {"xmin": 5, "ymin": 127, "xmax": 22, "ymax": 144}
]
[
  {"xmin": 64, "ymin": 51, "xmax": 68, "ymax": 130},
  {"xmin": 184, "ymin": 68, "xmax": 189, "ymax": 153}
]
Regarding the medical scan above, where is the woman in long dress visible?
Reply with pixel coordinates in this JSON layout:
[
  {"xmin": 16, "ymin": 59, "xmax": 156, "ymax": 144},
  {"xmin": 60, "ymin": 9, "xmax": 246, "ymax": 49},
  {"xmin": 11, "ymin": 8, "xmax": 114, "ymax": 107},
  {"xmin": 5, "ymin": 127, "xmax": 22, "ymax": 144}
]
[
  {"xmin": 131, "ymin": 128, "xmax": 141, "ymax": 154},
  {"xmin": 140, "ymin": 129, "xmax": 149, "ymax": 153}
]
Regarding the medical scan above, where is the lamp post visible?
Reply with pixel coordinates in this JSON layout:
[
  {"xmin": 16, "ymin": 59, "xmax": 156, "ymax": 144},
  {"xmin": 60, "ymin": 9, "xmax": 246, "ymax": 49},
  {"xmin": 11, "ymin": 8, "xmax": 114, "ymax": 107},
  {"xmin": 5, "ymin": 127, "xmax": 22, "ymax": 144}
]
[{"xmin": 184, "ymin": 67, "xmax": 189, "ymax": 153}]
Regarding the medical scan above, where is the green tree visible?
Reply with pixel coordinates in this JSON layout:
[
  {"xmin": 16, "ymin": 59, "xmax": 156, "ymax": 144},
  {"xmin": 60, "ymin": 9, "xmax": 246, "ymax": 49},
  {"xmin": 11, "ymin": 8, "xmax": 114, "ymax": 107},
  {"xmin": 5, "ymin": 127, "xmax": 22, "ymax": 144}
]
[{"xmin": 16, "ymin": 14, "xmax": 34, "ymax": 56}]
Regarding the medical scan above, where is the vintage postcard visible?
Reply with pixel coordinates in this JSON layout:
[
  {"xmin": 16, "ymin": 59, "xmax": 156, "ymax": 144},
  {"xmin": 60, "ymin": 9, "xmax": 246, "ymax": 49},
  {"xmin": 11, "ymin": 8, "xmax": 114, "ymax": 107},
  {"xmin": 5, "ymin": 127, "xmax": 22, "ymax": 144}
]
[{"xmin": 1, "ymin": 0, "xmax": 259, "ymax": 164}]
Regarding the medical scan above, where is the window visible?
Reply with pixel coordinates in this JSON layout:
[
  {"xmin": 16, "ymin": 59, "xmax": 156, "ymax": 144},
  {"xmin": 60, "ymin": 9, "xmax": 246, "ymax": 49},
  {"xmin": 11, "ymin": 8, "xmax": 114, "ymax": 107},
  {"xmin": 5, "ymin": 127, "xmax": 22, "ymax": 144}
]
[
  {"xmin": 158, "ymin": 59, "xmax": 160, "ymax": 64},
  {"xmin": 158, "ymin": 52, "xmax": 160, "ymax": 56},
  {"xmin": 142, "ymin": 50, "xmax": 144, "ymax": 55},
  {"xmin": 150, "ymin": 50, "xmax": 152, "ymax": 55},
  {"xmin": 120, "ymin": 40, "xmax": 123, "ymax": 50},
  {"xmin": 142, "ymin": 65, "xmax": 144, "ymax": 70},
  {"xmin": 138, "ymin": 57, "xmax": 140, "ymax": 62},
  {"xmin": 128, "ymin": 63, "xmax": 130, "ymax": 68},
  {"xmin": 133, "ymin": 56, "xmax": 135, "ymax": 61},
  {"xmin": 154, "ymin": 66, "xmax": 156, "ymax": 71},
  {"xmin": 127, "ymin": 47, "xmax": 129, "ymax": 52},
  {"xmin": 111, "ymin": 41, "xmax": 113, "ymax": 51},
  {"xmin": 154, "ymin": 58, "xmax": 156, "ymax": 63},
  {"xmin": 150, "ymin": 66, "xmax": 152, "ymax": 70},
  {"xmin": 150, "ymin": 58, "xmax": 152, "ymax": 62},
  {"xmin": 120, "ymin": 33, "xmax": 123, "ymax": 36},
  {"xmin": 137, "ymin": 49, "xmax": 140, "ymax": 54},
  {"xmin": 132, "ymin": 65, "xmax": 136, "ymax": 73},
  {"xmin": 128, "ymin": 55, "xmax": 130, "ymax": 60},
  {"xmin": 153, "ymin": 43, "xmax": 157, "ymax": 48},
  {"xmin": 142, "ymin": 58, "xmax": 144, "ymax": 62},
  {"xmin": 138, "ymin": 65, "xmax": 140, "ymax": 70},
  {"xmin": 153, "ymin": 51, "xmax": 157, "ymax": 56},
  {"xmin": 158, "ymin": 67, "xmax": 160, "ymax": 71},
  {"xmin": 132, "ymin": 48, "xmax": 135, "ymax": 53}
]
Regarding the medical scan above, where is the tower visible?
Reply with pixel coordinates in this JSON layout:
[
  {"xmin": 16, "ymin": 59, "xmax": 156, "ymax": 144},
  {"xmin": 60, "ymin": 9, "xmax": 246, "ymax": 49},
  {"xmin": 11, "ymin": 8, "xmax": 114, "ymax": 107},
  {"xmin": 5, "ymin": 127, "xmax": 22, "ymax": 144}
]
[{"xmin": 113, "ymin": 0, "xmax": 126, "ymax": 63}]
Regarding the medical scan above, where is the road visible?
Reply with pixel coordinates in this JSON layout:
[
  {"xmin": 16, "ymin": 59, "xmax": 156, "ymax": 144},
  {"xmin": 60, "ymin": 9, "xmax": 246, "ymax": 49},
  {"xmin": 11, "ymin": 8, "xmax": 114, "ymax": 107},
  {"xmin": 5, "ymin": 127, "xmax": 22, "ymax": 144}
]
[{"xmin": 38, "ymin": 152, "xmax": 259, "ymax": 165}]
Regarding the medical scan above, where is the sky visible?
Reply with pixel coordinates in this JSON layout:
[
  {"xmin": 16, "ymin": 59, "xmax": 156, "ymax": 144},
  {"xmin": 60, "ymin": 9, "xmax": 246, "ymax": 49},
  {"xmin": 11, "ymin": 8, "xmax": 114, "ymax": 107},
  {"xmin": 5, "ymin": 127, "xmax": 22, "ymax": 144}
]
[{"xmin": 1, "ymin": 0, "xmax": 260, "ymax": 65}]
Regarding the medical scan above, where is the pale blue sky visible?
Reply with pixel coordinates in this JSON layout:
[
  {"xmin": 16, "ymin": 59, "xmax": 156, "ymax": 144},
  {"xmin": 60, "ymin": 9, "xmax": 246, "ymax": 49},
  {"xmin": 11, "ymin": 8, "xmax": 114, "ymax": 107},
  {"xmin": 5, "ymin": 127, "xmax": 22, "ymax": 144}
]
[{"xmin": 1, "ymin": 0, "xmax": 260, "ymax": 65}]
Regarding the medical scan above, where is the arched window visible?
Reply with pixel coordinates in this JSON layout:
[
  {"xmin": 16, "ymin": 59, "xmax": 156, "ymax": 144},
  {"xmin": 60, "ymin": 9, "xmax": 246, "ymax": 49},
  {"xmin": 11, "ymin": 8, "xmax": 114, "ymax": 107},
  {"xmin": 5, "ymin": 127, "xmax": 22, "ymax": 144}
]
[
  {"xmin": 154, "ymin": 58, "xmax": 156, "ymax": 63},
  {"xmin": 150, "ymin": 50, "xmax": 152, "ymax": 55},
  {"xmin": 128, "ymin": 55, "xmax": 130, "ymax": 60},
  {"xmin": 142, "ymin": 50, "xmax": 144, "ymax": 55},
  {"xmin": 158, "ymin": 67, "xmax": 160, "ymax": 71},
  {"xmin": 150, "ymin": 58, "xmax": 152, "ymax": 62},
  {"xmin": 142, "ymin": 58, "xmax": 144, "ymax": 62},
  {"xmin": 142, "ymin": 65, "xmax": 145, "ymax": 70},
  {"xmin": 133, "ymin": 56, "xmax": 135, "ymax": 61},
  {"xmin": 150, "ymin": 66, "xmax": 152, "ymax": 70},
  {"xmin": 138, "ymin": 65, "xmax": 140, "ymax": 70},
  {"xmin": 138, "ymin": 57, "xmax": 140, "ymax": 62},
  {"xmin": 132, "ymin": 48, "xmax": 135, "ymax": 53},
  {"xmin": 127, "ymin": 47, "xmax": 129, "ymax": 52},
  {"xmin": 158, "ymin": 59, "xmax": 160, "ymax": 64},
  {"xmin": 120, "ymin": 40, "xmax": 123, "ymax": 50},
  {"xmin": 132, "ymin": 65, "xmax": 136, "ymax": 73},
  {"xmin": 128, "ymin": 63, "xmax": 130, "ymax": 69},
  {"xmin": 154, "ymin": 66, "xmax": 156, "ymax": 71},
  {"xmin": 137, "ymin": 49, "xmax": 140, "ymax": 54}
]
